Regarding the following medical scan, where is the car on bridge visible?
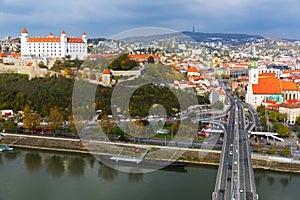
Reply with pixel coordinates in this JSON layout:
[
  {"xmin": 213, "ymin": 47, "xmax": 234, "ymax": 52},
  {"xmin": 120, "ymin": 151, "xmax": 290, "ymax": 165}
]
[{"xmin": 219, "ymin": 189, "xmax": 225, "ymax": 195}]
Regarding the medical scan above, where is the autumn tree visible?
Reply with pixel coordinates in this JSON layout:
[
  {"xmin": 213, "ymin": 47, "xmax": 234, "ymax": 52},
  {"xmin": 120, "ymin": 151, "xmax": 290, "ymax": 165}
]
[
  {"xmin": 272, "ymin": 123, "xmax": 291, "ymax": 137},
  {"xmin": 296, "ymin": 116, "xmax": 300, "ymax": 125},
  {"xmin": 147, "ymin": 56, "xmax": 155, "ymax": 64},
  {"xmin": 68, "ymin": 115, "xmax": 77, "ymax": 135},
  {"xmin": 281, "ymin": 147, "xmax": 291, "ymax": 157},
  {"xmin": 38, "ymin": 61, "xmax": 47, "ymax": 68},
  {"xmin": 3, "ymin": 119, "xmax": 17, "ymax": 132},
  {"xmin": 23, "ymin": 105, "xmax": 41, "ymax": 131},
  {"xmin": 45, "ymin": 107, "xmax": 63, "ymax": 133}
]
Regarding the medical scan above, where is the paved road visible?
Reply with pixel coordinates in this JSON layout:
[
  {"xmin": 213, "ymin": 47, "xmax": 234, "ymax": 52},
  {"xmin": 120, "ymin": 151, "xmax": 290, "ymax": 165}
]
[{"xmin": 213, "ymin": 93, "xmax": 258, "ymax": 200}]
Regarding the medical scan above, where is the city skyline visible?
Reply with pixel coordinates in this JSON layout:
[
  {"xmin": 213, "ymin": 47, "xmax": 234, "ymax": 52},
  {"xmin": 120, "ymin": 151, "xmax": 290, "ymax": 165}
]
[{"xmin": 0, "ymin": 0, "xmax": 300, "ymax": 39}]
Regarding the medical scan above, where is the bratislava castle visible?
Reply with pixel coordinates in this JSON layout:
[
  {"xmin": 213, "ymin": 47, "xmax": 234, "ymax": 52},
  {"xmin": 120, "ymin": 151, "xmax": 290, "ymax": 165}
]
[{"xmin": 21, "ymin": 28, "xmax": 87, "ymax": 59}]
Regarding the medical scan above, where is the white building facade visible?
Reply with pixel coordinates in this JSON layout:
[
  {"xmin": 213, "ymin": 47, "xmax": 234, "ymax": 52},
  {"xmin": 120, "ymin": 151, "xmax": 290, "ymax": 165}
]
[{"xmin": 21, "ymin": 28, "xmax": 87, "ymax": 59}]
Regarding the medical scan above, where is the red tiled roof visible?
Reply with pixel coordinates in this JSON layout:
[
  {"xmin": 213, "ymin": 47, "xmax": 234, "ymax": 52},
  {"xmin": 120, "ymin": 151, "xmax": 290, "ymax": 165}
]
[
  {"xmin": 281, "ymin": 81, "xmax": 298, "ymax": 91},
  {"xmin": 26, "ymin": 62, "xmax": 33, "ymax": 67},
  {"xmin": 61, "ymin": 30, "xmax": 66, "ymax": 34},
  {"xmin": 287, "ymin": 99, "xmax": 299, "ymax": 104},
  {"xmin": 22, "ymin": 27, "xmax": 28, "ymax": 33},
  {"xmin": 259, "ymin": 72, "xmax": 276, "ymax": 77},
  {"xmin": 281, "ymin": 103, "xmax": 300, "ymax": 108},
  {"xmin": 28, "ymin": 37, "xmax": 61, "ymax": 42},
  {"xmin": 263, "ymin": 99, "xmax": 277, "ymax": 104},
  {"xmin": 67, "ymin": 38, "xmax": 84, "ymax": 43},
  {"xmin": 128, "ymin": 54, "xmax": 159, "ymax": 60},
  {"xmin": 282, "ymin": 70, "xmax": 300, "ymax": 74},
  {"xmin": 187, "ymin": 66, "xmax": 198, "ymax": 73},
  {"xmin": 0, "ymin": 52, "xmax": 21, "ymax": 58},
  {"xmin": 103, "ymin": 69, "xmax": 112, "ymax": 75},
  {"xmin": 252, "ymin": 77, "xmax": 282, "ymax": 94},
  {"xmin": 83, "ymin": 32, "xmax": 86, "ymax": 36}
]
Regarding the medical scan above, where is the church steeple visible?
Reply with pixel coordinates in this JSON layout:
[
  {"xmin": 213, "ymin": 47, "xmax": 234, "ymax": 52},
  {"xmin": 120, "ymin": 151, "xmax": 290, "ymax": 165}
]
[
  {"xmin": 248, "ymin": 43, "xmax": 259, "ymax": 85},
  {"xmin": 250, "ymin": 44, "xmax": 258, "ymax": 69}
]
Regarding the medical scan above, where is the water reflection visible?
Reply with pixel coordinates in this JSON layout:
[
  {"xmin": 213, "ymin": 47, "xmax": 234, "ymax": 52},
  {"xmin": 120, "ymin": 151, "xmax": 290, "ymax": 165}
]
[
  {"xmin": 88, "ymin": 158, "xmax": 95, "ymax": 169},
  {"xmin": 255, "ymin": 177, "xmax": 261, "ymax": 186},
  {"xmin": 0, "ymin": 154, "xmax": 2, "ymax": 165},
  {"xmin": 24, "ymin": 152, "xmax": 42, "ymax": 173},
  {"xmin": 280, "ymin": 178, "xmax": 289, "ymax": 187},
  {"xmin": 68, "ymin": 157, "xmax": 85, "ymax": 177},
  {"xmin": 46, "ymin": 155, "xmax": 65, "ymax": 178},
  {"xmin": 4, "ymin": 151, "xmax": 18, "ymax": 161},
  {"xmin": 267, "ymin": 176, "xmax": 275, "ymax": 186},
  {"xmin": 98, "ymin": 164, "xmax": 118, "ymax": 182},
  {"xmin": 128, "ymin": 172, "xmax": 143, "ymax": 183}
]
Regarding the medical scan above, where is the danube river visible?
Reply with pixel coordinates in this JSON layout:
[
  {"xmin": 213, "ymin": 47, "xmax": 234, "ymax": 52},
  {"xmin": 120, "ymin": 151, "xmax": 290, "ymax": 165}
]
[{"xmin": 0, "ymin": 149, "xmax": 299, "ymax": 200}]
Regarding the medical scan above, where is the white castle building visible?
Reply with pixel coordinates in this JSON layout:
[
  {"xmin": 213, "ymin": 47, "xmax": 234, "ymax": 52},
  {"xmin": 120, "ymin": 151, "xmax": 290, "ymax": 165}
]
[{"xmin": 21, "ymin": 28, "xmax": 87, "ymax": 59}]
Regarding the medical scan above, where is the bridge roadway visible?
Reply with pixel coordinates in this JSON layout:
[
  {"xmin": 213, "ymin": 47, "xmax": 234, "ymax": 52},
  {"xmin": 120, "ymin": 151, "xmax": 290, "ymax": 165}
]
[{"xmin": 213, "ymin": 95, "xmax": 258, "ymax": 200}]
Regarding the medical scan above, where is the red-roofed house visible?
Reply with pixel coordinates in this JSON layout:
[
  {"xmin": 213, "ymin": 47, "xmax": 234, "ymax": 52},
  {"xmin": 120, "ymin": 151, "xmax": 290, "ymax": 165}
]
[
  {"xmin": 21, "ymin": 28, "xmax": 87, "ymax": 59},
  {"xmin": 187, "ymin": 66, "xmax": 200, "ymax": 77}
]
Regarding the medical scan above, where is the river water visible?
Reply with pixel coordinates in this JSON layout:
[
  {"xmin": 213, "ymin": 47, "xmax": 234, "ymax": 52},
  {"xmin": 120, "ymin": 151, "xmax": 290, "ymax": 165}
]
[{"xmin": 0, "ymin": 149, "xmax": 299, "ymax": 200}]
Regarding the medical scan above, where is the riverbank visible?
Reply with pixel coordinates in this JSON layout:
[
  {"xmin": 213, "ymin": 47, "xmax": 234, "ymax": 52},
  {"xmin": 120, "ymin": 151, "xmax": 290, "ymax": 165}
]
[{"xmin": 1, "ymin": 133, "xmax": 300, "ymax": 173}]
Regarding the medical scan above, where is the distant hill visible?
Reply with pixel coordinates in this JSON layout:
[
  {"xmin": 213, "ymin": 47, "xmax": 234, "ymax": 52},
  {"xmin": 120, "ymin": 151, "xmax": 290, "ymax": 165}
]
[
  {"xmin": 89, "ymin": 31, "xmax": 294, "ymax": 46},
  {"xmin": 181, "ymin": 31, "xmax": 265, "ymax": 43}
]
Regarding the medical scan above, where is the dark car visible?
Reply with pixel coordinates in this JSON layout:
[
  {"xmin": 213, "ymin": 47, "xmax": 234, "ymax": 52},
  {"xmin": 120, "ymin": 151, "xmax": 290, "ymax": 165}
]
[{"xmin": 219, "ymin": 189, "xmax": 225, "ymax": 195}]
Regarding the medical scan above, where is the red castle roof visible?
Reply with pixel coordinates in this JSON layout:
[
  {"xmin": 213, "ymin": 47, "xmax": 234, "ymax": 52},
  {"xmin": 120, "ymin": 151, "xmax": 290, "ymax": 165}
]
[{"xmin": 22, "ymin": 27, "xmax": 28, "ymax": 33}]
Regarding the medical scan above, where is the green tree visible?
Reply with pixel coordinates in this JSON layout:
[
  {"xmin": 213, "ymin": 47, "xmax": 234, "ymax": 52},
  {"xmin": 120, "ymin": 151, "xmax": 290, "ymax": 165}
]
[
  {"xmin": 109, "ymin": 53, "xmax": 138, "ymax": 70},
  {"xmin": 23, "ymin": 105, "xmax": 41, "ymax": 131},
  {"xmin": 212, "ymin": 100, "xmax": 224, "ymax": 110},
  {"xmin": 45, "ymin": 106, "xmax": 64, "ymax": 133},
  {"xmin": 38, "ymin": 61, "xmax": 47, "ymax": 68},
  {"xmin": 3, "ymin": 120, "xmax": 17, "ymax": 132},
  {"xmin": 267, "ymin": 146, "xmax": 277, "ymax": 154},
  {"xmin": 272, "ymin": 123, "xmax": 291, "ymax": 137},
  {"xmin": 147, "ymin": 56, "xmax": 155, "ymax": 64},
  {"xmin": 269, "ymin": 111, "xmax": 279, "ymax": 122},
  {"xmin": 65, "ymin": 55, "xmax": 71, "ymax": 60},
  {"xmin": 256, "ymin": 104, "xmax": 265, "ymax": 116},
  {"xmin": 281, "ymin": 147, "xmax": 291, "ymax": 157},
  {"xmin": 68, "ymin": 115, "xmax": 77, "ymax": 135},
  {"xmin": 296, "ymin": 116, "xmax": 300, "ymax": 125},
  {"xmin": 13, "ymin": 92, "xmax": 27, "ymax": 112}
]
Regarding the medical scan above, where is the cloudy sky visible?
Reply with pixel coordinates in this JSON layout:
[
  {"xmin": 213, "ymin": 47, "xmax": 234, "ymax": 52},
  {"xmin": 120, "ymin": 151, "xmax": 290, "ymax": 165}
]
[{"xmin": 0, "ymin": 0, "xmax": 300, "ymax": 39}]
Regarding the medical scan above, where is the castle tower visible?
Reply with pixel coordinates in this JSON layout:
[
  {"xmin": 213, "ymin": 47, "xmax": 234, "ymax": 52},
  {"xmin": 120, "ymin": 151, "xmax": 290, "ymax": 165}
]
[
  {"xmin": 21, "ymin": 27, "xmax": 29, "ymax": 56},
  {"xmin": 102, "ymin": 69, "xmax": 112, "ymax": 85},
  {"xmin": 82, "ymin": 32, "xmax": 87, "ymax": 43},
  {"xmin": 60, "ymin": 30, "xmax": 67, "ymax": 57},
  {"xmin": 249, "ymin": 44, "xmax": 259, "ymax": 85},
  {"xmin": 246, "ymin": 44, "xmax": 259, "ymax": 105}
]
